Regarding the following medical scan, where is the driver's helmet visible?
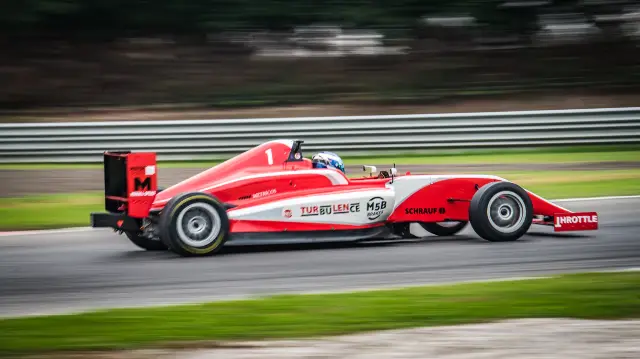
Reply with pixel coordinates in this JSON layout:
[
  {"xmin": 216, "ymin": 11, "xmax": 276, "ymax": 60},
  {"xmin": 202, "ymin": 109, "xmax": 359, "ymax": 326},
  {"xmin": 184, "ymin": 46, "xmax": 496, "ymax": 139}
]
[{"xmin": 311, "ymin": 151, "xmax": 345, "ymax": 173}]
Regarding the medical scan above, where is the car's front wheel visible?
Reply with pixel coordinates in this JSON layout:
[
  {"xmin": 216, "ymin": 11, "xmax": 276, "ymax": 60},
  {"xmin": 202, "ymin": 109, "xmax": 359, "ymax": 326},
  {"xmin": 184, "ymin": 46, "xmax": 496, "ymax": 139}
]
[
  {"xmin": 468, "ymin": 182, "xmax": 533, "ymax": 242},
  {"xmin": 159, "ymin": 192, "xmax": 230, "ymax": 257}
]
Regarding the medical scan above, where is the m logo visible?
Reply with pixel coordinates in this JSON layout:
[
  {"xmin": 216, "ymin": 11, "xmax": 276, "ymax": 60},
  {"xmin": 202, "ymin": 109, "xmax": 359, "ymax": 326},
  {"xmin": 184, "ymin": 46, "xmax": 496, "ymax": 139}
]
[{"xmin": 134, "ymin": 177, "xmax": 151, "ymax": 191}]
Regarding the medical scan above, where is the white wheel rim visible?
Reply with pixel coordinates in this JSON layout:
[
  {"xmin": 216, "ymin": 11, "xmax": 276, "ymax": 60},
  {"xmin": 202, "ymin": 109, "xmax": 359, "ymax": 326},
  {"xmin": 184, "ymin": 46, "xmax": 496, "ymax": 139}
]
[
  {"xmin": 176, "ymin": 202, "xmax": 222, "ymax": 247},
  {"xmin": 486, "ymin": 191, "xmax": 527, "ymax": 234}
]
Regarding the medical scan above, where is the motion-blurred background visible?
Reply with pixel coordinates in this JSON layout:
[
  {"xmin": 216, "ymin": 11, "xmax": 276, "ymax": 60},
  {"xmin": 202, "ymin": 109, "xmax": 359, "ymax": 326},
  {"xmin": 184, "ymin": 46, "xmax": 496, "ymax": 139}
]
[
  {"xmin": 1, "ymin": 0, "xmax": 639, "ymax": 112},
  {"xmin": 1, "ymin": 3, "xmax": 640, "ymax": 358}
]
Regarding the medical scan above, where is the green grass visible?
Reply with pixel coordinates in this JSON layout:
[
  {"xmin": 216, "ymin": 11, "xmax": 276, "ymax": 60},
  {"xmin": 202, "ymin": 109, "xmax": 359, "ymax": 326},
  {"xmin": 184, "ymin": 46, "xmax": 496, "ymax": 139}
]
[
  {"xmin": 1, "ymin": 170, "xmax": 639, "ymax": 231},
  {"xmin": 0, "ymin": 192, "xmax": 102, "ymax": 230},
  {"xmin": 1, "ymin": 271, "xmax": 639, "ymax": 355},
  {"xmin": 1, "ymin": 145, "xmax": 639, "ymax": 170},
  {"xmin": 344, "ymin": 149, "xmax": 640, "ymax": 165},
  {"xmin": 488, "ymin": 169, "xmax": 640, "ymax": 199},
  {"xmin": 505, "ymin": 177, "xmax": 640, "ymax": 199}
]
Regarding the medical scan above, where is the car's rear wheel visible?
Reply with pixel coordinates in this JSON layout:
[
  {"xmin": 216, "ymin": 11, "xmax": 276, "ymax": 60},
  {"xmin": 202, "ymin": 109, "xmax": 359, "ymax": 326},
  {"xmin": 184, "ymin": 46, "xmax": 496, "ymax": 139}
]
[
  {"xmin": 469, "ymin": 182, "xmax": 533, "ymax": 242},
  {"xmin": 419, "ymin": 221, "xmax": 468, "ymax": 236},
  {"xmin": 159, "ymin": 192, "xmax": 230, "ymax": 257},
  {"xmin": 124, "ymin": 230, "xmax": 168, "ymax": 251}
]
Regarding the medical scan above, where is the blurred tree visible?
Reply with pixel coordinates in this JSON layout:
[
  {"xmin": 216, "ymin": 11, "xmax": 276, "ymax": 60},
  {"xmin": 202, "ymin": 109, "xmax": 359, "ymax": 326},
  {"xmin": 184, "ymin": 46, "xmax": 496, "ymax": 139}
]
[{"xmin": 5, "ymin": 0, "xmax": 630, "ymax": 41}]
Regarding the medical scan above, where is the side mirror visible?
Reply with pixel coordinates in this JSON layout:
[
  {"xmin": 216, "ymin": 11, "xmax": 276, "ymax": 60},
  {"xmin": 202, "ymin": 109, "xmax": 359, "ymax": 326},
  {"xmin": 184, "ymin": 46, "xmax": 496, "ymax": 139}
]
[
  {"xmin": 362, "ymin": 165, "xmax": 377, "ymax": 176},
  {"xmin": 390, "ymin": 167, "xmax": 398, "ymax": 176}
]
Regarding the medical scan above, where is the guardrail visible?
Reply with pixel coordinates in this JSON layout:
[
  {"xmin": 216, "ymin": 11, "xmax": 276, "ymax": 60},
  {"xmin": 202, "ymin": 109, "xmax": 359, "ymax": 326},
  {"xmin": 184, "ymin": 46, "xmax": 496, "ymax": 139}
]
[{"xmin": 1, "ymin": 107, "xmax": 640, "ymax": 163}]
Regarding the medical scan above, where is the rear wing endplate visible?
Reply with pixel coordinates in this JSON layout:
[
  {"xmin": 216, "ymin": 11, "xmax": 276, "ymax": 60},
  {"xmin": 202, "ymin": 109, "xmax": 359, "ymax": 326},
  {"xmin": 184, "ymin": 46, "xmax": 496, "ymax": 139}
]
[{"xmin": 103, "ymin": 151, "xmax": 158, "ymax": 218}]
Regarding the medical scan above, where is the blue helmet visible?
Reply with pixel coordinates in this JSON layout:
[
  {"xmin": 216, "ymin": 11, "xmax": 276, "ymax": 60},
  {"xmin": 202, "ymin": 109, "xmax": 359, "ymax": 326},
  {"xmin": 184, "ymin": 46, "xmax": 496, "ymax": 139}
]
[{"xmin": 311, "ymin": 151, "xmax": 345, "ymax": 173}]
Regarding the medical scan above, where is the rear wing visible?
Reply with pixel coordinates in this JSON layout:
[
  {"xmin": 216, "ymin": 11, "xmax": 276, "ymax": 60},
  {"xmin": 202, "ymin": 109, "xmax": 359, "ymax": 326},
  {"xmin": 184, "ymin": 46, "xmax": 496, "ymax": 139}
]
[{"xmin": 103, "ymin": 151, "xmax": 158, "ymax": 218}]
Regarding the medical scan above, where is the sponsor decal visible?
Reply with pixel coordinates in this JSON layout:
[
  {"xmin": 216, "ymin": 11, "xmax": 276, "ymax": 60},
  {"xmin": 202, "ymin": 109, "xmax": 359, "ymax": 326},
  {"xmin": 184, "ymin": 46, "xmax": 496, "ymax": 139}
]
[
  {"xmin": 554, "ymin": 214, "xmax": 598, "ymax": 227},
  {"xmin": 252, "ymin": 188, "xmax": 277, "ymax": 199},
  {"xmin": 553, "ymin": 212, "xmax": 598, "ymax": 232},
  {"xmin": 130, "ymin": 176, "xmax": 154, "ymax": 197},
  {"xmin": 283, "ymin": 209, "xmax": 292, "ymax": 218},
  {"xmin": 130, "ymin": 191, "xmax": 156, "ymax": 197},
  {"xmin": 134, "ymin": 177, "xmax": 152, "ymax": 191},
  {"xmin": 300, "ymin": 203, "xmax": 360, "ymax": 217},
  {"xmin": 366, "ymin": 197, "xmax": 387, "ymax": 221},
  {"xmin": 301, "ymin": 206, "xmax": 318, "ymax": 216},
  {"xmin": 404, "ymin": 207, "xmax": 446, "ymax": 215}
]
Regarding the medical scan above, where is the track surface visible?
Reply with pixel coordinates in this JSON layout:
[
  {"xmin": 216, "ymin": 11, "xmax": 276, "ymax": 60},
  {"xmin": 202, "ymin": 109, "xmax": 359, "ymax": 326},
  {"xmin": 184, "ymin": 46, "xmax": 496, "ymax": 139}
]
[{"xmin": 0, "ymin": 197, "xmax": 639, "ymax": 318}]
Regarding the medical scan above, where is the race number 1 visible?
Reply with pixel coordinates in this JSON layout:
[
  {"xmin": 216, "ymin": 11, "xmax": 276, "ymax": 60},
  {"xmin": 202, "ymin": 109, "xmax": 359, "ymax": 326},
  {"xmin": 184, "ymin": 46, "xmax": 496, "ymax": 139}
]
[{"xmin": 265, "ymin": 148, "xmax": 273, "ymax": 165}]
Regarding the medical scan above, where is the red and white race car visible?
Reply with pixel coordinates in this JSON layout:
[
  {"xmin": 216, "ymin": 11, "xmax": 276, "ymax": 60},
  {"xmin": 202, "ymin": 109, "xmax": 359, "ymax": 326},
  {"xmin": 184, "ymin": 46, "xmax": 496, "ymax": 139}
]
[{"xmin": 90, "ymin": 140, "xmax": 598, "ymax": 256}]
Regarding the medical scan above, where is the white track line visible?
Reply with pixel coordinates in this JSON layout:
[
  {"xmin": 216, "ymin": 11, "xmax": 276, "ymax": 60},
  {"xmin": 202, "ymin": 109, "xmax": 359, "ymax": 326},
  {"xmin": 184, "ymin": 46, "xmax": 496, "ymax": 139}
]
[
  {"xmin": 1, "ymin": 194, "xmax": 639, "ymax": 237},
  {"xmin": 552, "ymin": 195, "xmax": 640, "ymax": 202}
]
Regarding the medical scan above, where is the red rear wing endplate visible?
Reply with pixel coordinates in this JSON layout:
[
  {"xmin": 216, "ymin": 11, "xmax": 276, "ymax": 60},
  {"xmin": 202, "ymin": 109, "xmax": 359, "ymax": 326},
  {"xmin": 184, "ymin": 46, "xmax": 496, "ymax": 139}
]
[{"xmin": 103, "ymin": 151, "xmax": 158, "ymax": 218}]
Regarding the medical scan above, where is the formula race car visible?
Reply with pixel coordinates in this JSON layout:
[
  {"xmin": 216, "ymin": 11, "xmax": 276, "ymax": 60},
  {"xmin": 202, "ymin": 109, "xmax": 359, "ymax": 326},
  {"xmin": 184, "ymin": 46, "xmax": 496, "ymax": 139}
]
[{"xmin": 90, "ymin": 140, "xmax": 598, "ymax": 257}]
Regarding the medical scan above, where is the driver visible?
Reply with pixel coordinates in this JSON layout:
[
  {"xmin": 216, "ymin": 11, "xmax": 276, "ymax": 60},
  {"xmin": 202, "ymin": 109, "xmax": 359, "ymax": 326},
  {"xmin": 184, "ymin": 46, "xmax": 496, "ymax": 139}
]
[{"xmin": 311, "ymin": 151, "xmax": 345, "ymax": 174}]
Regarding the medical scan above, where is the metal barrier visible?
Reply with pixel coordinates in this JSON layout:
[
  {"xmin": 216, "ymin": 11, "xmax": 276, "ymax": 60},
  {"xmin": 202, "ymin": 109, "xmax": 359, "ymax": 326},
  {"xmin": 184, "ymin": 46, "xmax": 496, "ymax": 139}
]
[{"xmin": 1, "ymin": 107, "xmax": 640, "ymax": 163}]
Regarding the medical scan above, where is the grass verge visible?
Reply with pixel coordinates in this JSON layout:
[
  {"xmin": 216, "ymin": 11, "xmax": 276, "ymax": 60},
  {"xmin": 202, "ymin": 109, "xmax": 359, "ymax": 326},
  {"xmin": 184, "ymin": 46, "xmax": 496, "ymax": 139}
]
[
  {"xmin": 0, "ymin": 145, "xmax": 639, "ymax": 170},
  {"xmin": 342, "ymin": 145, "xmax": 640, "ymax": 166},
  {"xmin": 1, "ymin": 169, "xmax": 639, "ymax": 231},
  {"xmin": 1, "ymin": 271, "xmax": 639, "ymax": 355},
  {"xmin": 0, "ymin": 192, "xmax": 102, "ymax": 231}
]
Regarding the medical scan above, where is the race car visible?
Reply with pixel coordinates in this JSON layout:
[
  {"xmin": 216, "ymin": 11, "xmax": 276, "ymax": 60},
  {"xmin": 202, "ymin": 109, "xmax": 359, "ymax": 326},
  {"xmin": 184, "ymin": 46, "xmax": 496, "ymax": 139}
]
[{"xmin": 90, "ymin": 139, "xmax": 598, "ymax": 257}]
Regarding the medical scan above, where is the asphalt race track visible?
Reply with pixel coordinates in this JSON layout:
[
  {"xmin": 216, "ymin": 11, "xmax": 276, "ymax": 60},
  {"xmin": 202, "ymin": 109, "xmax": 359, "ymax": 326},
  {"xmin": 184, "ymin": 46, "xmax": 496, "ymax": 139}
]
[{"xmin": 0, "ymin": 197, "xmax": 639, "ymax": 319}]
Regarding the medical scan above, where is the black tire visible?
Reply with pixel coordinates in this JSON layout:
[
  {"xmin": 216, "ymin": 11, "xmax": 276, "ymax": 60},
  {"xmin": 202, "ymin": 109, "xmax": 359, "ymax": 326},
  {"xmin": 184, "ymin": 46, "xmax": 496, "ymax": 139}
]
[
  {"xmin": 124, "ymin": 230, "xmax": 168, "ymax": 251},
  {"xmin": 468, "ymin": 182, "xmax": 533, "ymax": 242},
  {"xmin": 159, "ymin": 192, "xmax": 230, "ymax": 257},
  {"xmin": 419, "ymin": 221, "xmax": 468, "ymax": 236}
]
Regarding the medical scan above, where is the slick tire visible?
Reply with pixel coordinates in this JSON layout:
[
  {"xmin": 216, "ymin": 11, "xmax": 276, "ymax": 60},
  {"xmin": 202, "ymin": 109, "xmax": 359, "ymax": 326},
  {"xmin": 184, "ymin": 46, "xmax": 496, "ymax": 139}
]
[
  {"xmin": 125, "ymin": 230, "xmax": 168, "ymax": 251},
  {"xmin": 159, "ymin": 192, "xmax": 230, "ymax": 257},
  {"xmin": 419, "ymin": 221, "xmax": 468, "ymax": 236},
  {"xmin": 468, "ymin": 182, "xmax": 533, "ymax": 242}
]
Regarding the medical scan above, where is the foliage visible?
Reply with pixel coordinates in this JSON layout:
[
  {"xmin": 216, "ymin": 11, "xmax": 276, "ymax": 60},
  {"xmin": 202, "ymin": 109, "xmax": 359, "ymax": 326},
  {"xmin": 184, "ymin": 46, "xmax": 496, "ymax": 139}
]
[
  {"xmin": 1, "ymin": 0, "xmax": 634, "ymax": 40},
  {"xmin": 1, "ymin": 1, "xmax": 636, "ymax": 109}
]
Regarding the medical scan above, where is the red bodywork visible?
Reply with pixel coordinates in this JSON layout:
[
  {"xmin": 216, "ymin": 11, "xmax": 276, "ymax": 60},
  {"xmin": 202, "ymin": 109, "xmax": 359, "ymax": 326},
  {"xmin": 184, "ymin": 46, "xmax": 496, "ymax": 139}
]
[{"xmin": 105, "ymin": 140, "xmax": 598, "ymax": 235}]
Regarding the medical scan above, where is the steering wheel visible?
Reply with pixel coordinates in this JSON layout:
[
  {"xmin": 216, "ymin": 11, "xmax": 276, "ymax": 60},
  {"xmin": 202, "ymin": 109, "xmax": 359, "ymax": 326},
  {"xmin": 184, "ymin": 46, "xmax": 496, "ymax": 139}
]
[{"xmin": 377, "ymin": 170, "xmax": 390, "ymax": 178}]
